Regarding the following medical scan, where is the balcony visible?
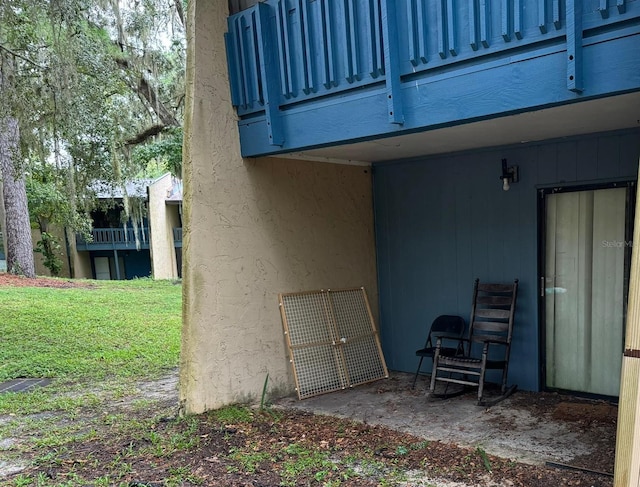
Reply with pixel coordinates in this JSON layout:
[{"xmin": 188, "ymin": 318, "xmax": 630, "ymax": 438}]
[
  {"xmin": 225, "ymin": 0, "xmax": 640, "ymax": 158},
  {"xmin": 76, "ymin": 228, "xmax": 150, "ymax": 251},
  {"xmin": 173, "ymin": 227, "xmax": 183, "ymax": 248}
]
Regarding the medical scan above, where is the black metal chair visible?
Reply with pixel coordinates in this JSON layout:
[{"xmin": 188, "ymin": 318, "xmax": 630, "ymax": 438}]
[
  {"xmin": 411, "ymin": 315, "xmax": 466, "ymax": 389},
  {"xmin": 429, "ymin": 279, "xmax": 518, "ymax": 406}
]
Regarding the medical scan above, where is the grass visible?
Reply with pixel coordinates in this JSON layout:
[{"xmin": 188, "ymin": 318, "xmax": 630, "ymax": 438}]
[
  {"xmin": 279, "ymin": 443, "xmax": 338, "ymax": 486},
  {"xmin": 212, "ymin": 406, "xmax": 430, "ymax": 487},
  {"xmin": 0, "ymin": 277, "xmax": 194, "ymax": 487},
  {"xmin": 0, "ymin": 277, "xmax": 425, "ymax": 487},
  {"xmin": 0, "ymin": 277, "xmax": 555, "ymax": 487},
  {"xmin": 476, "ymin": 446, "xmax": 492, "ymax": 473},
  {"xmin": 0, "ymin": 278, "xmax": 182, "ymax": 414}
]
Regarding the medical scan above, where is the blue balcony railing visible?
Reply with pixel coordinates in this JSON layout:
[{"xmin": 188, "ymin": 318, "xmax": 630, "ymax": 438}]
[
  {"xmin": 225, "ymin": 0, "xmax": 640, "ymax": 157},
  {"xmin": 76, "ymin": 228, "xmax": 150, "ymax": 251}
]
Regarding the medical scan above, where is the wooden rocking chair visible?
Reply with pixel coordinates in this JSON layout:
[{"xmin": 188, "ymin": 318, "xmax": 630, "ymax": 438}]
[{"xmin": 429, "ymin": 279, "xmax": 519, "ymax": 406}]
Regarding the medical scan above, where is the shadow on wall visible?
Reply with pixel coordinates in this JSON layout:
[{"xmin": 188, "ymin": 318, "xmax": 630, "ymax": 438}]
[{"xmin": 243, "ymin": 156, "xmax": 377, "ymax": 294}]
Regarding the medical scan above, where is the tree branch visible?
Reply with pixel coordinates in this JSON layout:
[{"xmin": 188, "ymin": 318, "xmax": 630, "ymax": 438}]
[
  {"xmin": 174, "ymin": 0, "xmax": 185, "ymax": 28},
  {"xmin": 172, "ymin": 93, "xmax": 185, "ymax": 111},
  {"xmin": 115, "ymin": 57, "xmax": 179, "ymax": 127},
  {"xmin": 137, "ymin": 75, "xmax": 179, "ymax": 126},
  {"xmin": 125, "ymin": 124, "xmax": 167, "ymax": 146},
  {"xmin": 0, "ymin": 44, "xmax": 46, "ymax": 70}
]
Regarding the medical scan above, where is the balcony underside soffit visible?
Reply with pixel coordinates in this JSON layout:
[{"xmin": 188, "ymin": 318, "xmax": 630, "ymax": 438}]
[{"xmin": 278, "ymin": 91, "xmax": 640, "ymax": 164}]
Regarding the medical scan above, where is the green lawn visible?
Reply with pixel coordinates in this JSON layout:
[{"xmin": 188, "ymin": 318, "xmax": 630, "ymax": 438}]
[{"xmin": 0, "ymin": 278, "xmax": 182, "ymax": 413}]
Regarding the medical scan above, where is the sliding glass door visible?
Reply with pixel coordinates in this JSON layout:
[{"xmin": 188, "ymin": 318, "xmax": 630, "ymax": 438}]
[{"xmin": 543, "ymin": 185, "xmax": 631, "ymax": 397}]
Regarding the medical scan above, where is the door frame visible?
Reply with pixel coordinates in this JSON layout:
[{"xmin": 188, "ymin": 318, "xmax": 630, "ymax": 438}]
[{"xmin": 537, "ymin": 179, "xmax": 636, "ymax": 399}]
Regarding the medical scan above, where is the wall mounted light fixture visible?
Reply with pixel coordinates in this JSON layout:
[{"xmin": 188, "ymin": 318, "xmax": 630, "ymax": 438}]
[{"xmin": 500, "ymin": 158, "xmax": 519, "ymax": 191}]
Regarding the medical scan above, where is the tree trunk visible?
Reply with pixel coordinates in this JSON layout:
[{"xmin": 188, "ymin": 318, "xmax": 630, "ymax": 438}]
[
  {"xmin": 64, "ymin": 161, "xmax": 78, "ymax": 278},
  {"xmin": 0, "ymin": 118, "xmax": 35, "ymax": 278}
]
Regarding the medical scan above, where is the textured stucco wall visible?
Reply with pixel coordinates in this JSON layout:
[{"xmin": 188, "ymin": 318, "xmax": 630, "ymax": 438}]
[
  {"xmin": 31, "ymin": 227, "xmax": 71, "ymax": 278},
  {"xmin": 166, "ymin": 204, "xmax": 181, "ymax": 274},
  {"xmin": 181, "ymin": 0, "xmax": 378, "ymax": 413},
  {"xmin": 148, "ymin": 173, "xmax": 179, "ymax": 280},
  {"xmin": 72, "ymin": 250, "xmax": 92, "ymax": 279}
]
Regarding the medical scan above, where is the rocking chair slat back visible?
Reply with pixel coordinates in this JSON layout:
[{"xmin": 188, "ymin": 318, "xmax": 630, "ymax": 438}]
[
  {"xmin": 477, "ymin": 283, "xmax": 516, "ymax": 293},
  {"xmin": 474, "ymin": 308, "xmax": 511, "ymax": 320},
  {"xmin": 475, "ymin": 296, "xmax": 514, "ymax": 306},
  {"xmin": 472, "ymin": 321, "xmax": 510, "ymax": 334},
  {"xmin": 430, "ymin": 278, "xmax": 519, "ymax": 405}
]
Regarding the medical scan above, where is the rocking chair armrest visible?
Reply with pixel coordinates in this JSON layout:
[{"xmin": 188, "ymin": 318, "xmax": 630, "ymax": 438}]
[{"xmin": 480, "ymin": 337, "xmax": 508, "ymax": 354}]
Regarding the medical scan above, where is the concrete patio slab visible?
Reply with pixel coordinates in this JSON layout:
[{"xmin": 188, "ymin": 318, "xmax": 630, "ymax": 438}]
[{"xmin": 275, "ymin": 372, "xmax": 617, "ymax": 474}]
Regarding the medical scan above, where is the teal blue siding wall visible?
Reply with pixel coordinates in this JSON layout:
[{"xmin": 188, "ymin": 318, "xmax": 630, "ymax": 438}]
[
  {"xmin": 124, "ymin": 250, "xmax": 152, "ymax": 279},
  {"xmin": 373, "ymin": 129, "xmax": 640, "ymax": 391},
  {"xmin": 90, "ymin": 250, "xmax": 152, "ymax": 280}
]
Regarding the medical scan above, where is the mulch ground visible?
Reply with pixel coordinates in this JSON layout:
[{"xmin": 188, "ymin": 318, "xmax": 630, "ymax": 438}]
[
  {"xmin": 10, "ymin": 406, "xmax": 614, "ymax": 487},
  {"xmin": 0, "ymin": 273, "xmax": 94, "ymax": 288},
  {"xmin": 1, "ymin": 273, "xmax": 616, "ymax": 486}
]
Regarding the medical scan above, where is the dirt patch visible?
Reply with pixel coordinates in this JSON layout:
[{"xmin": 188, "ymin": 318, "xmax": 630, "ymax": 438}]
[
  {"xmin": 552, "ymin": 401, "xmax": 617, "ymax": 425},
  {"xmin": 7, "ymin": 407, "xmax": 613, "ymax": 487},
  {"xmin": 507, "ymin": 391, "xmax": 617, "ymax": 475},
  {"xmin": 1, "ymin": 372, "xmax": 616, "ymax": 487},
  {"xmin": 0, "ymin": 272, "xmax": 94, "ymax": 289}
]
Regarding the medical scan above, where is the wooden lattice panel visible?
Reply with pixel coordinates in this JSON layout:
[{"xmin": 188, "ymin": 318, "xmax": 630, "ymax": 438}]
[{"xmin": 279, "ymin": 288, "xmax": 388, "ymax": 399}]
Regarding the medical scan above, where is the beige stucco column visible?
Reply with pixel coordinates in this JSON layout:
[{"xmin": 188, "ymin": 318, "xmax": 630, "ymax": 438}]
[
  {"xmin": 614, "ymin": 159, "xmax": 640, "ymax": 486},
  {"xmin": 30, "ymin": 227, "xmax": 72, "ymax": 278},
  {"xmin": 181, "ymin": 0, "xmax": 378, "ymax": 413},
  {"xmin": 71, "ymin": 247, "xmax": 91, "ymax": 279},
  {"xmin": 148, "ymin": 173, "xmax": 179, "ymax": 280}
]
